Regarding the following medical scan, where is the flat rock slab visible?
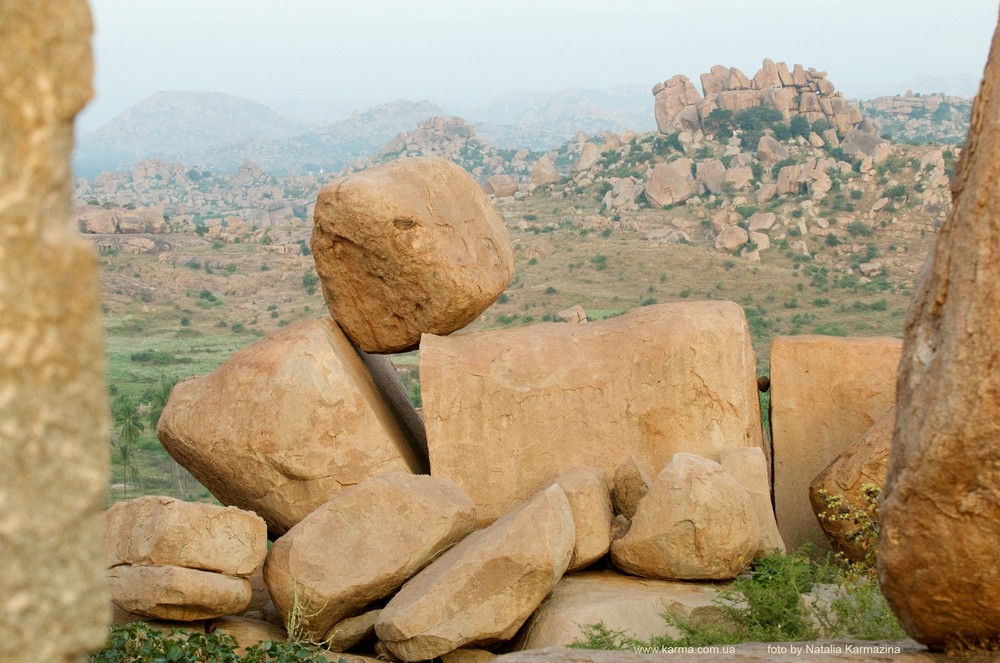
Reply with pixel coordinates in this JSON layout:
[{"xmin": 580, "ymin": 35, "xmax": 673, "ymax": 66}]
[
  {"xmin": 513, "ymin": 570, "xmax": 728, "ymax": 650},
  {"xmin": 157, "ymin": 318, "xmax": 424, "ymax": 537},
  {"xmin": 376, "ymin": 485, "xmax": 576, "ymax": 661},
  {"xmin": 769, "ymin": 335, "xmax": 901, "ymax": 551},
  {"xmin": 108, "ymin": 565, "xmax": 252, "ymax": 622},
  {"xmin": 311, "ymin": 156, "xmax": 515, "ymax": 353},
  {"xmin": 264, "ymin": 473, "xmax": 475, "ymax": 640},
  {"xmin": 422, "ymin": 301, "xmax": 764, "ymax": 525},
  {"xmin": 104, "ymin": 496, "xmax": 267, "ymax": 576}
]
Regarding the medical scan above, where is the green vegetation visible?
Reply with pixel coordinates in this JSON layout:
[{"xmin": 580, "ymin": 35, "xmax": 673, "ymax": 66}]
[{"xmin": 91, "ymin": 622, "xmax": 337, "ymax": 663}]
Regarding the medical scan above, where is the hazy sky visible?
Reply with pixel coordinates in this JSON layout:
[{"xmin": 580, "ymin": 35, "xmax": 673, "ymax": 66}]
[{"xmin": 80, "ymin": 0, "xmax": 999, "ymax": 132}]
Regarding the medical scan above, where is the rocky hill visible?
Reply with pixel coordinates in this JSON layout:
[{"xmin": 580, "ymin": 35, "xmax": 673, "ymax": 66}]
[
  {"xmin": 858, "ymin": 93, "xmax": 971, "ymax": 144},
  {"xmin": 74, "ymin": 91, "xmax": 307, "ymax": 177}
]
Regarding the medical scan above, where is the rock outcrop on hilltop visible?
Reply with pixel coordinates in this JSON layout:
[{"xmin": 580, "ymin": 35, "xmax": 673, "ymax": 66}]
[
  {"xmin": 860, "ymin": 92, "xmax": 971, "ymax": 144},
  {"xmin": 653, "ymin": 59, "xmax": 863, "ymax": 136}
]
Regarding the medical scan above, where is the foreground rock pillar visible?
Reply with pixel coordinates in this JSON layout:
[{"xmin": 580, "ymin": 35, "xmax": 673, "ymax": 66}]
[
  {"xmin": 0, "ymin": 2, "xmax": 110, "ymax": 661},
  {"xmin": 879, "ymin": 11, "xmax": 1000, "ymax": 649}
]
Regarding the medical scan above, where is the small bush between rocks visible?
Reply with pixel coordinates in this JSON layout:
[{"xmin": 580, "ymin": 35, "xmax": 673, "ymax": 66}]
[
  {"xmin": 91, "ymin": 622, "xmax": 337, "ymax": 663},
  {"xmin": 570, "ymin": 548, "xmax": 904, "ymax": 652}
]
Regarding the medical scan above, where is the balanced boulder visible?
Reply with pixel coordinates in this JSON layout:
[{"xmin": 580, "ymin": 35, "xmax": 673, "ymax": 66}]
[
  {"xmin": 610, "ymin": 453, "xmax": 758, "ymax": 580},
  {"xmin": 611, "ymin": 456, "xmax": 652, "ymax": 520},
  {"xmin": 157, "ymin": 318, "xmax": 425, "ymax": 537},
  {"xmin": 264, "ymin": 474, "xmax": 476, "ymax": 640},
  {"xmin": 421, "ymin": 301, "xmax": 764, "ymax": 525},
  {"xmin": 375, "ymin": 485, "xmax": 575, "ymax": 661},
  {"xmin": 108, "ymin": 565, "xmax": 252, "ymax": 622},
  {"xmin": 720, "ymin": 447, "xmax": 785, "ymax": 556},
  {"xmin": 311, "ymin": 156, "xmax": 515, "ymax": 353},
  {"xmin": 549, "ymin": 467, "xmax": 613, "ymax": 572}
]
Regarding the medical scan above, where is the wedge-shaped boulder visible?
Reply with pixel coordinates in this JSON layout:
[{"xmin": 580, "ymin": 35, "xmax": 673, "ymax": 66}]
[
  {"xmin": 611, "ymin": 453, "xmax": 758, "ymax": 580},
  {"xmin": 311, "ymin": 156, "xmax": 515, "ymax": 353},
  {"xmin": 422, "ymin": 301, "xmax": 764, "ymax": 525},
  {"xmin": 719, "ymin": 447, "xmax": 785, "ymax": 556},
  {"xmin": 157, "ymin": 318, "xmax": 426, "ymax": 537},
  {"xmin": 209, "ymin": 617, "xmax": 287, "ymax": 655},
  {"xmin": 108, "ymin": 565, "xmax": 252, "ymax": 622},
  {"xmin": 809, "ymin": 408, "xmax": 891, "ymax": 563},
  {"xmin": 324, "ymin": 609, "xmax": 380, "ymax": 652},
  {"xmin": 376, "ymin": 485, "xmax": 575, "ymax": 661},
  {"xmin": 264, "ymin": 474, "xmax": 476, "ymax": 640},
  {"xmin": 549, "ymin": 467, "xmax": 613, "ymax": 572},
  {"xmin": 611, "ymin": 455, "xmax": 651, "ymax": 520},
  {"xmin": 104, "ymin": 496, "xmax": 267, "ymax": 576},
  {"xmin": 770, "ymin": 335, "xmax": 901, "ymax": 551},
  {"xmin": 513, "ymin": 570, "xmax": 728, "ymax": 650}
]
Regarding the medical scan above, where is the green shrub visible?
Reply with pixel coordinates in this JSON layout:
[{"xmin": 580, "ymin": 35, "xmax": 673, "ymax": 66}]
[
  {"xmin": 846, "ymin": 221, "xmax": 873, "ymax": 236},
  {"xmin": 591, "ymin": 254, "xmax": 608, "ymax": 271},
  {"xmin": 790, "ymin": 115, "xmax": 811, "ymax": 139}
]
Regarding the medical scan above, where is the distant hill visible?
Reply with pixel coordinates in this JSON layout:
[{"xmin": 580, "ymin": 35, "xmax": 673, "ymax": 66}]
[
  {"xmin": 465, "ymin": 86, "xmax": 656, "ymax": 150},
  {"xmin": 73, "ymin": 91, "xmax": 306, "ymax": 177}
]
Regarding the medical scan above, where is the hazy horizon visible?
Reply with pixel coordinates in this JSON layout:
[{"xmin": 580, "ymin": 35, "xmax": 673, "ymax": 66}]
[{"xmin": 80, "ymin": 0, "xmax": 999, "ymax": 133}]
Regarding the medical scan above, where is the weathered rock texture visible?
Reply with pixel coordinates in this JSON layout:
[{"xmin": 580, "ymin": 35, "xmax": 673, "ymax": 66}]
[
  {"xmin": 311, "ymin": 156, "xmax": 515, "ymax": 353},
  {"xmin": 879, "ymin": 18, "xmax": 1000, "ymax": 648},
  {"xmin": 720, "ymin": 447, "xmax": 785, "ymax": 556},
  {"xmin": 548, "ymin": 467, "xmax": 614, "ymax": 572},
  {"xmin": 376, "ymin": 485, "xmax": 575, "ymax": 661},
  {"xmin": 770, "ymin": 335, "xmax": 901, "ymax": 551},
  {"xmin": 422, "ymin": 301, "xmax": 764, "ymax": 525},
  {"xmin": 809, "ymin": 408, "xmax": 892, "ymax": 563},
  {"xmin": 264, "ymin": 474, "xmax": 476, "ymax": 639},
  {"xmin": 611, "ymin": 453, "xmax": 758, "ymax": 580},
  {"xmin": 0, "ymin": 2, "xmax": 111, "ymax": 660},
  {"xmin": 108, "ymin": 565, "xmax": 252, "ymax": 621},
  {"xmin": 514, "ymin": 571, "xmax": 728, "ymax": 650},
  {"xmin": 324, "ymin": 608, "xmax": 380, "ymax": 652},
  {"xmin": 611, "ymin": 456, "xmax": 651, "ymax": 520},
  {"xmin": 157, "ymin": 318, "xmax": 425, "ymax": 536},
  {"xmin": 105, "ymin": 496, "xmax": 267, "ymax": 576},
  {"xmin": 653, "ymin": 59, "xmax": 863, "ymax": 136}
]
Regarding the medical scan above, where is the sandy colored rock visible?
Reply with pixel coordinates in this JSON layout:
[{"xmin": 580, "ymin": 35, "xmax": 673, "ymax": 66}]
[
  {"xmin": 611, "ymin": 453, "xmax": 758, "ymax": 580},
  {"xmin": 549, "ymin": 467, "xmax": 613, "ymax": 572},
  {"xmin": 483, "ymin": 174, "xmax": 518, "ymax": 198},
  {"xmin": 611, "ymin": 455, "xmax": 651, "ymax": 520},
  {"xmin": 109, "ymin": 565, "xmax": 252, "ymax": 622},
  {"xmin": 720, "ymin": 447, "xmax": 785, "ymax": 555},
  {"xmin": 557, "ymin": 304, "xmax": 588, "ymax": 323},
  {"xmin": 323, "ymin": 608, "xmax": 380, "ymax": 652},
  {"xmin": 375, "ymin": 485, "xmax": 576, "ymax": 661},
  {"xmin": 264, "ymin": 474, "xmax": 476, "ymax": 640},
  {"xmin": 747, "ymin": 212, "xmax": 777, "ymax": 232},
  {"xmin": 879, "ymin": 20, "xmax": 1000, "ymax": 648},
  {"xmin": 158, "ymin": 318, "xmax": 424, "ymax": 537},
  {"xmin": 513, "ymin": 570, "xmax": 729, "ymax": 650},
  {"xmin": 770, "ymin": 335, "xmax": 901, "ymax": 551},
  {"xmin": 530, "ymin": 157, "xmax": 560, "ymax": 187},
  {"xmin": 0, "ymin": 2, "xmax": 111, "ymax": 661},
  {"xmin": 422, "ymin": 301, "xmax": 764, "ymax": 525},
  {"xmin": 644, "ymin": 159, "xmax": 697, "ymax": 207},
  {"xmin": 210, "ymin": 616, "xmax": 287, "ymax": 654},
  {"xmin": 809, "ymin": 408, "xmax": 892, "ymax": 563},
  {"xmin": 104, "ymin": 496, "xmax": 267, "ymax": 576},
  {"xmin": 715, "ymin": 225, "xmax": 749, "ymax": 252},
  {"xmin": 311, "ymin": 156, "xmax": 515, "ymax": 353},
  {"xmin": 442, "ymin": 649, "xmax": 497, "ymax": 663}
]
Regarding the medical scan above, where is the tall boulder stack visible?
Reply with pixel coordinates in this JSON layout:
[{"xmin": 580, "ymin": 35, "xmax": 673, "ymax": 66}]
[
  {"xmin": 653, "ymin": 58, "xmax": 863, "ymax": 136},
  {"xmin": 0, "ymin": 2, "xmax": 111, "ymax": 660},
  {"xmin": 879, "ymin": 12, "xmax": 1000, "ymax": 649},
  {"xmin": 421, "ymin": 301, "xmax": 764, "ymax": 525},
  {"xmin": 311, "ymin": 156, "xmax": 515, "ymax": 353},
  {"xmin": 157, "ymin": 318, "xmax": 427, "ymax": 536}
]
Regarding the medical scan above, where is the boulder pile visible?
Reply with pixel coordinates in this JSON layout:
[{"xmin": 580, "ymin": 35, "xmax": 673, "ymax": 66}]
[{"xmin": 106, "ymin": 152, "xmax": 945, "ymax": 656}]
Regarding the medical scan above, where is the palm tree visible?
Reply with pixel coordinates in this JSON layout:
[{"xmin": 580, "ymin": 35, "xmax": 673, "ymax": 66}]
[{"xmin": 112, "ymin": 394, "xmax": 144, "ymax": 499}]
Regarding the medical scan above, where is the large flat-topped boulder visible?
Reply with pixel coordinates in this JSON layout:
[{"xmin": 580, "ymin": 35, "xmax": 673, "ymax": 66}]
[
  {"xmin": 422, "ymin": 301, "xmax": 764, "ymax": 525},
  {"xmin": 105, "ymin": 496, "xmax": 267, "ymax": 576},
  {"xmin": 264, "ymin": 474, "xmax": 476, "ymax": 640},
  {"xmin": 311, "ymin": 156, "xmax": 515, "ymax": 353},
  {"xmin": 512, "ymin": 570, "xmax": 727, "ymax": 650},
  {"xmin": 157, "ymin": 318, "xmax": 425, "ymax": 537},
  {"xmin": 770, "ymin": 335, "xmax": 901, "ymax": 551}
]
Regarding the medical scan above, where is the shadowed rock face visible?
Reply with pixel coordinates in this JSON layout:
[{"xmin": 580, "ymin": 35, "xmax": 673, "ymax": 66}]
[
  {"xmin": 879, "ymin": 9, "xmax": 1000, "ymax": 650},
  {"xmin": 0, "ymin": 2, "xmax": 111, "ymax": 660}
]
